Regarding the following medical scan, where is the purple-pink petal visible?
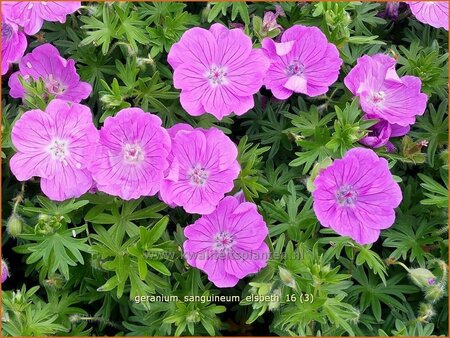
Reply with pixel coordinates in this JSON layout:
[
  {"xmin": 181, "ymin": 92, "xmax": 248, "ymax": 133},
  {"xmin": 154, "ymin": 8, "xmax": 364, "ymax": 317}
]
[
  {"xmin": 160, "ymin": 126, "xmax": 240, "ymax": 215},
  {"xmin": 262, "ymin": 24, "xmax": 342, "ymax": 99},
  {"xmin": 344, "ymin": 54, "xmax": 427, "ymax": 127},
  {"xmin": 168, "ymin": 23, "xmax": 269, "ymax": 120},
  {"xmin": 312, "ymin": 147, "xmax": 402, "ymax": 245},
  {"xmin": 10, "ymin": 99, "xmax": 99, "ymax": 201},
  {"xmin": 408, "ymin": 1, "xmax": 449, "ymax": 30},
  {"xmin": 183, "ymin": 196, "xmax": 269, "ymax": 288},
  {"xmin": 89, "ymin": 108, "xmax": 171, "ymax": 200},
  {"xmin": 1, "ymin": 17, "xmax": 27, "ymax": 75},
  {"xmin": 8, "ymin": 43, "xmax": 91, "ymax": 102},
  {"xmin": 2, "ymin": 2, "xmax": 81, "ymax": 35}
]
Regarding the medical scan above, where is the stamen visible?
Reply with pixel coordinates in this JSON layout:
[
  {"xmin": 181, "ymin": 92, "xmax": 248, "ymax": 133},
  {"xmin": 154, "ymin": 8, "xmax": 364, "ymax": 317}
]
[
  {"xmin": 188, "ymin": 165, "xmax": 209, "ymax": 186},
  {"xmin": 123, "ymin": 144, "xmax": 145, "ymax": 164},
  {"xmin": 336, "ymin": 185, "xmax": 358, "ymax": 206}
]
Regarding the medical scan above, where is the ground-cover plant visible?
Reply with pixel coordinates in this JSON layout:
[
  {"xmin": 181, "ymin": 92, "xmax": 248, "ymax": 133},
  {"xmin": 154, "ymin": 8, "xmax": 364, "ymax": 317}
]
[{"xmin": 1, "ymin": 1, "xmax": 448, "ymax": 336}]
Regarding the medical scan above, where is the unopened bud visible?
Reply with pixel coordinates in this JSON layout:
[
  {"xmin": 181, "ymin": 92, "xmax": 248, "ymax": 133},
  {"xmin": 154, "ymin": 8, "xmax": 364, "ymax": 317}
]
[
  {"xmin": 417, "ymin": 302, "xmax": 435, "ymax": 322},
  {"xmin": 186, "ymin": 310, "xmax": 201, "ymax": 323},
  {"xmin": 268, "ymin": 288, "xmax": 282, "ymax": 311},
  {"xmin": 44, "ymin": 274, "xmax": 65, "ymax": 289},
  {"xmin": 343, "ymin": 12, "xmax": 352, "ymax": 26},
  {"xmin": 409, "ymin": 268, "xmax": 436, "ymax": 290},
  {"xmin": 258, "ymin": 283, "xmax": 272, "ymax": 296},
  {"xmin": 425, "ymin": 285, "xmax": 445, "ymax": 303},
  {"xmin": 6, "ymin": 213, "xmax": 22, "ymax": 237},
  {"xmin": 279, "ymin": 266, "xmax": 296, "ymax": 289}
]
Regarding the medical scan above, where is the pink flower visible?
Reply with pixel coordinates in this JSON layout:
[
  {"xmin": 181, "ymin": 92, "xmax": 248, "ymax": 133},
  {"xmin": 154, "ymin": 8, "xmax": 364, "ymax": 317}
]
[
  {"xmin": 2, "ymin": 1, "xmax": 81, "ymax": 35},
  {"xmin": 262, "ymin": 25, "xmax": 342, "ymax": 99},
  {"xmin": 344, "ymin": 54, "xmax": 427, "ymax": 127},
  {"xmin": 160, "ymin": 125, "xmax": 240, "ymax": 215},
  {"xmin": 1, "ymin": 259, "xmax": 9, "ymax": 283},
  {"xmin": 89, "ymin": 108, "xmax": 171, "ymax": 200},
  {"xmin": 168, "ymin": 23, "xmax": 270, "ymax": 120},
  {"xmin": 183, "ymin": 196, "xmax": 269, "ymax": 288},
  {"xmin": 1, "ymin": 17, "xmax": 27, "ymax": 75},
  {"xmin": 360, "ymin": 118, "xmax": 410, "ymax": 151},
  {"xmin": 10, "ymin": 99, "xmax": 99, "ymax": 201},
  {"xmin": 407, "ymin": 1, "xmax": 448, "ymax": 30},
  {"xmin": 312, "ymin": 148, "xmax": 402, "ymax": 245},
  {"xmin": 8, "ymin": 43, "xmax": 91, "ymax": 102}
]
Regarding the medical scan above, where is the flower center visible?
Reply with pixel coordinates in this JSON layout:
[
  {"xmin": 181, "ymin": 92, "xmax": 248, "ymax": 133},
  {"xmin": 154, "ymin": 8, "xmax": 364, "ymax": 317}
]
[
  {"xmin": 45, "ymin": 75, "xmax": 66, "ymax": 95},
  {"xmin": 188, "ymin": 165, "xmax": 209, "ymax": 186},
  {"xmin": 370, "ymin": 91, "xmax": 386, "ymax": 106},
  {"xmin": 286, "ymin": 60, "xmax": 305, "ymax": 76},
  {"xmin": 336, "ymin": 185, "xmax": 358, "ymax": 207},
  {"xmin": 206, "ymin": 65, "xmax": 227, "ymax": 86},
  {"xmin": 48, "ymin": 139, "xmax": 69, "ymax": 164},
  {"xmin": 212, "ymin": 231, "xmax": 235, "ymax": 252},
  {"xmin": 123, "ymin": 143, "xmax": 145, "ymax": 164},
  {"xmin": 2, "ymin": 23, "xmax": 13, "ymax": 41}
]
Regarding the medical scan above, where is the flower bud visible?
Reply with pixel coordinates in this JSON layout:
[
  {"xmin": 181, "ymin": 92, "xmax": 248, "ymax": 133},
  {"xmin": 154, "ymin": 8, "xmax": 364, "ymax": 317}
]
[
  {"xmin": 268, "ymin": 288, "xmax": 282, "ymax": 311},
  {"xmin": 425, "ymin": 285, "xmax": 445, "ymax": 303},
  {"xmin": 417, "ymin": 302, "xmax": 435, "ymax": 322},
  {"xmin": 1, "ymin": 259, "xmax": 9, "ymax": 283},
  {"xmin": 342, "ymin": 12, "xmax": 352, "ymax": 26},
  {"xmin": 258, "ymin": 283, "xmax": 272, "ymax": 296},
  {"xmin": 409, "ymin": 268, "xmax": 436, "ymax": 290},
  {"xmin": 44, "ymin": 274, "xmax": 65, "ymax": 290},
  {"xmin": 186, "ymin": 310, "xmax": 201, "ymax": 323},
  {"xmin": 379, "ymin": 2, "xmax": 400, "ymax": 20},
  {"xmin": 6, "ymin": 213, "xmax": 22, "ymax": 237},
  {"xmin": 279, "ymin": 266, "xmax": 296, "ymax": 289},
  {"xmin": 325, "ymin": 12, "xmax": 336, "ymax": 27}
]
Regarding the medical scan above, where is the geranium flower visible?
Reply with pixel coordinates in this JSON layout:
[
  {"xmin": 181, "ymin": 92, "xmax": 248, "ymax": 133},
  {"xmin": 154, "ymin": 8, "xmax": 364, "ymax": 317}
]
[
  {"xmin": 2, "ymin": 1, "xmax": 81, "ymax": 35},
  {"xmin": 1, "ymin": 16, "xmax": 27, "ymax": 75},
  {"xmin": 312, "ymin": 148, "xmax": 402, "ymax": 245},
  {"xmin": 8, "ymin": 43, "xmax": 91, "ymax": 102},
  {"xmin": 89, "ymin": 108, "xmax": 171, "ymax": 200},
  {"xmin": 183, "ymin": 196, "xmax": 269, "ymax": 288},
  {"xmin": 160, "ymin": 126, "xmax": 240, "ymax": 215},
  {"xmin": 10, "ymin": 99, "xmax": 99, "ymax": 201},
  {"xmin": 360, "ymin": 118, "xmax": 410, "ymax": 151},
  {"xmin": 168, "ymin": 23, "xmax": 270, "ymax": 120},
  {"xmin": 262, "ymin": 24, "xmax": 342, "ymax": 99},
  {"xmin": 407, "ymin": 1, "xmax": 448, "ymax": 30},
  {"xmin": 344, "ymin": 54, "xmax": 427, "ymax": 127}
]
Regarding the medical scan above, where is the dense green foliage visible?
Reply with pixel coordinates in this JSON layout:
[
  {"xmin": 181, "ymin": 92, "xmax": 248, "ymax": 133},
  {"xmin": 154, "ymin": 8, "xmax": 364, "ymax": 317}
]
[{"xmin": 2, "ymin": 2, "xmax": 448, "ymax": 336}]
